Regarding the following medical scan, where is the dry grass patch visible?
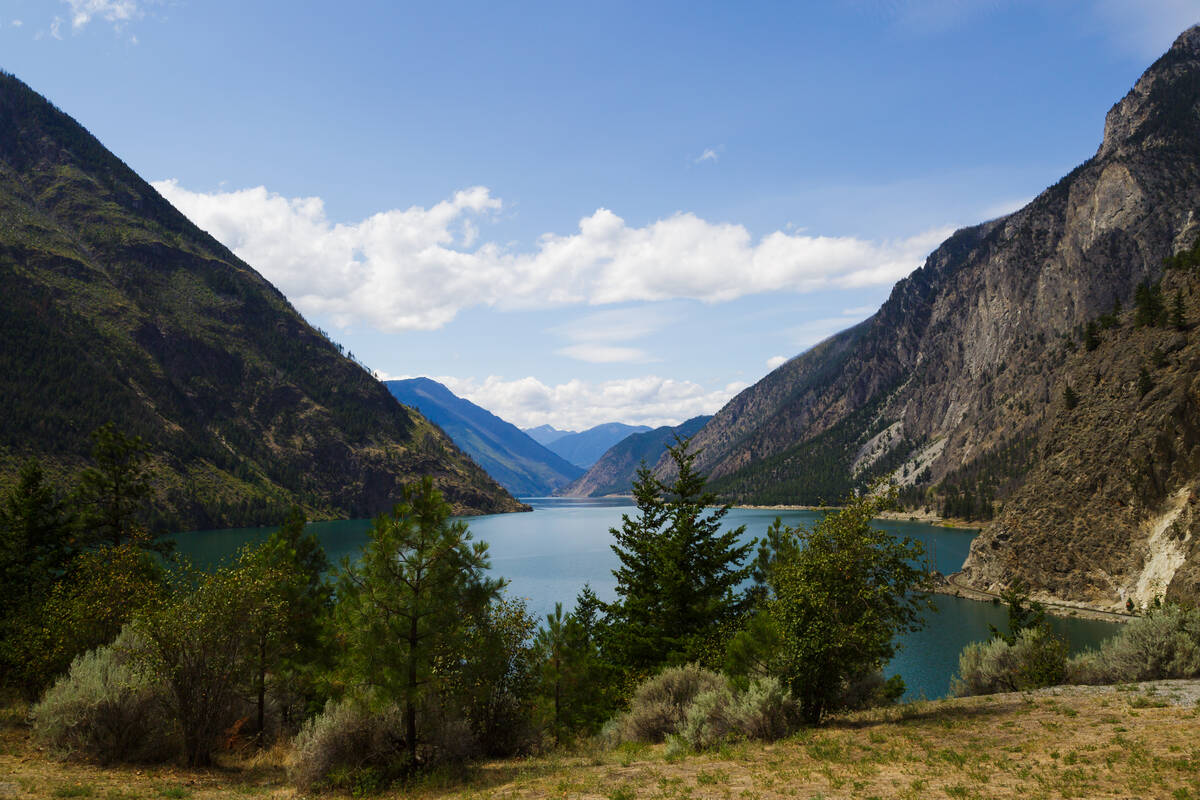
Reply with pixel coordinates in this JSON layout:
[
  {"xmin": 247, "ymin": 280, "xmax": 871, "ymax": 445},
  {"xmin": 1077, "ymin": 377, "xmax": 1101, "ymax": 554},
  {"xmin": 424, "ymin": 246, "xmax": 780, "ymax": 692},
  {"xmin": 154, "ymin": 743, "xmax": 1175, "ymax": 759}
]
[{"xmin": 3, "ymin": 685, "xmax": 1200, "ymax": 799}]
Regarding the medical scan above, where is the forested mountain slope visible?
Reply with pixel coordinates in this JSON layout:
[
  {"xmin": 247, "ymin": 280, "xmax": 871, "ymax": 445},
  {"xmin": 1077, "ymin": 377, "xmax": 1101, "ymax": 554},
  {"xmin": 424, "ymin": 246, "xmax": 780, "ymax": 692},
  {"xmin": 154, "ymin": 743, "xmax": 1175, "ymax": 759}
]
[
  {"xmin": 385, "ymin": 378, "xmax": 582, "ymax": 496},
  {"xmin": 558, "ymin": 415, "xmax": 711, "ymax": 497},
  {"xmin": 0, "ymin": 72, "xmax": 524, "ymax": 529},
  {"xmin": 663, "ymin": 26, "xmax": 1200, "ymax": 608}
]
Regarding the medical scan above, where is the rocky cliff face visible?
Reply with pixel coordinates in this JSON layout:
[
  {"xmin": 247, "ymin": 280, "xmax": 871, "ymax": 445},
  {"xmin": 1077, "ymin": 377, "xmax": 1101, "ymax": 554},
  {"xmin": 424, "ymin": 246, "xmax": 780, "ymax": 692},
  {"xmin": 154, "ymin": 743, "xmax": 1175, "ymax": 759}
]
[
  {"xmin": 669, "ymin": 26, "xmax": 1200, "ymax": 608},
  {"xmin": 0, "ymin": 72, "xmax": 524, "ymax": 527}
]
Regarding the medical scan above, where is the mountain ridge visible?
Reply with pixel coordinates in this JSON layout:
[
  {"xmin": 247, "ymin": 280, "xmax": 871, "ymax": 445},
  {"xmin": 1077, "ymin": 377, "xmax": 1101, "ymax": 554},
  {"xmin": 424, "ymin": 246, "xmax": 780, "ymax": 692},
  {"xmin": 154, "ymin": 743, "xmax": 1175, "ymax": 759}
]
[
  {"xmin": 385, "ymin": 378, "xmax": 582, "ymax": 496},
  {"xmin": 0, "ymin": 71, "xmax": 524, "ymax": 528}
]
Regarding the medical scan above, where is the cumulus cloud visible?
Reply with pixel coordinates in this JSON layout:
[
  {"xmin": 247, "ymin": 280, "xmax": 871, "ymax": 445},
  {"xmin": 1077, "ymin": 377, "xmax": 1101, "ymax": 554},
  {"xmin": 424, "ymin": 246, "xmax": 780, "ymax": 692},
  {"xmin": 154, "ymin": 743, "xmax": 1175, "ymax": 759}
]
[
  {"xmin": 154, "ymin": 180, "xmax": 950, "ymax": 335},
  {"xmin": 413, "ymin": 374, "xmax": 747, "ymax": 431},
  {"xmin": 766, "ymin": 355, "xmax": 788, "ymax": 370}
]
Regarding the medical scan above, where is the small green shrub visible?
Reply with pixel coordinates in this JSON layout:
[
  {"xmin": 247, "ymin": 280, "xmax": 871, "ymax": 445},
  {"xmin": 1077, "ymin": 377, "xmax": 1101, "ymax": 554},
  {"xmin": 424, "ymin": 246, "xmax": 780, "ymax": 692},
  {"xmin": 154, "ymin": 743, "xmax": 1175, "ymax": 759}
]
[
  {"xmin": 32, "ymin": 627, "xmax": 175, "ymax": 765},
  {"xmin": 680, "ymin": 686, "xmax": 735, "ymax": 749},
  {"xmin": 1067, "ymin": 605, "xmax": 1200, "ymax": 684},
  {"xmin": 618, "ymin": 664, "xmax": 725, "ymax": 743},
  {"xmin": 952, "ymin": 626, "xmax": 1067, "ymax": 696}
]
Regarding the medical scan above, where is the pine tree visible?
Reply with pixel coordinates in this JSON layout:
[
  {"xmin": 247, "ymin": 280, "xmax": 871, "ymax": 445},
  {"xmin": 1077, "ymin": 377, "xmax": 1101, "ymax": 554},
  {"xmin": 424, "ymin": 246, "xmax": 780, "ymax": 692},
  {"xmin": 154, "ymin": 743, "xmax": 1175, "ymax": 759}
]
[
  {"xmin": 606, "ymin": 438, "xmax": 754, "ymax": 673},
  {"xmin": 1171, "ymin": 289, "xmax": 1187, "ymax": 330},
  {"xmin": 76, "ymin": 422, "xmax": 154, "ymax": 547}
]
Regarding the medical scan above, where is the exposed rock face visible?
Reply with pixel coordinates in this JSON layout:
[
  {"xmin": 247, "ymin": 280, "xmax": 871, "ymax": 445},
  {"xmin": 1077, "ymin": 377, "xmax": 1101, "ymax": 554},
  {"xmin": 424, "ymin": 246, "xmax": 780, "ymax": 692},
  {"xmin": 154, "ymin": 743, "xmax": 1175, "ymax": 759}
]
[
  {"xmin": 0, "ymin": 72, "xmax": 524, "ymax": 528},
  {"xmin": 666, "ymin": 26, "xmax": 1200, "ymax": 607}
]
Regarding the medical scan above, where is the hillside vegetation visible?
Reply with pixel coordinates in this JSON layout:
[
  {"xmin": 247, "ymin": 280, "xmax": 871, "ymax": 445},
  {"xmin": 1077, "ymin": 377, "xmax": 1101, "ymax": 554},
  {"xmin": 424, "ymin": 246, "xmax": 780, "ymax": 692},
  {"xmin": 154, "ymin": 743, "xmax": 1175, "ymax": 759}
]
[{"xmin": 0, "ymin": 72, "xmax": 521, "ymax": 529}]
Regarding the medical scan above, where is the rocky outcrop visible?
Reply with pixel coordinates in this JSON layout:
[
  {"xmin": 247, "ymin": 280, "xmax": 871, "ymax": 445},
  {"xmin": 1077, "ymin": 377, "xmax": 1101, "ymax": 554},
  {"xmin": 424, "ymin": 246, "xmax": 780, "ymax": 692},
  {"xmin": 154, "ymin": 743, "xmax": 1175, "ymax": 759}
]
[{"xmin": 669, "ymin": 26, "xmax": 1200, "ymax": 607}]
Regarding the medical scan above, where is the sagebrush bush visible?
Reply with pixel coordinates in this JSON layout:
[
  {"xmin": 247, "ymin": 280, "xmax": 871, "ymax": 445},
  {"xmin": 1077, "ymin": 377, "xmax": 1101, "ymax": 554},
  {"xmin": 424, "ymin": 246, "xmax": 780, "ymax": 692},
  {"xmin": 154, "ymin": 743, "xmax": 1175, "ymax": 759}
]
[
  {"xmin": 290, "ymin": 697, "xmax": 480, "ymax": 791},
  {"xmin": 729, "ymin": 676, "xmax": 798, "ymax": 741},
  {"xmin": 618, "ymin": 664, "xmax": 726, "ymax": 742},
  {"xmin": 32, "ymin": 627, "xmax": 175, "ymax": 764},
  {"xmin": 680, "ymin": 686, "xmax": 735, "ymax": 749},
  {"xmin": 952, "ymin": 626, "xmax": 1067, "ymax": 696},
  {"xmin": 290, "ymin": 699, "xmax": 408, "ymax": 792},
  {"xmin": 1067, "ymin": 605, "xmax": 1200, "ymax": 685}
]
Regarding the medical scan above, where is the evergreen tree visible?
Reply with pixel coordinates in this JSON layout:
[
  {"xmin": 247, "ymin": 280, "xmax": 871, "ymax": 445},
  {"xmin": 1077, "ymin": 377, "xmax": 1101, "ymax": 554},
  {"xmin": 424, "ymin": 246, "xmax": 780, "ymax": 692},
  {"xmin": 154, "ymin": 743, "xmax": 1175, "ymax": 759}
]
[
  {"xmin": 1138, "ymin": 367, "xmax": 1154, "ymax": 397},
  {"xmin": 1171, "ymin": 289, "xmax": 1187, "ymax": 330},
  {"xmin": 606, "ymin": 438, "xmax": 755, "ymax": 673},
  {"xmin": 1062, "ymin": 384, "xmax": 1079, "ymax": 410},
  {"xmin": 1083, "ymin": 320, "xmax": 1100, "ymax": 351},
  {"xmin": 76, "ymin": 422, "xmax": 154, "ymax": 547},
  {"xmin": 334, "ymin": 477, "xmax": 501, "ymax": 767}
]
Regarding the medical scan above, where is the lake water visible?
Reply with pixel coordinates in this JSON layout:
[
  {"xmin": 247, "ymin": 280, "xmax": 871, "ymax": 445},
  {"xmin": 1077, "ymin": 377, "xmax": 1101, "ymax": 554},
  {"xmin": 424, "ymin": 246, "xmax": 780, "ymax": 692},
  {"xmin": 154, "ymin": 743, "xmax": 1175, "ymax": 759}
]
[{"xmin": 173, "ymin": 497, "xmax": 1120, "ymax": 700}]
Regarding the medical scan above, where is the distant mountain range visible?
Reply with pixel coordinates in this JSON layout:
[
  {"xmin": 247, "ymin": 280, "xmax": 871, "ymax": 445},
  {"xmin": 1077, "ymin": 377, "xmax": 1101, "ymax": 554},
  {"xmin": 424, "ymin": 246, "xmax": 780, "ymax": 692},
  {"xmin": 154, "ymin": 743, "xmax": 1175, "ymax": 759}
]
[
  {"xmin": 558, "ymin": 416, "xmax": 711, "ymax": 497},
  {"xmin": 385, "ymin": 378, "xmax": 582, "ymax": 496},
  {"xmin": 0, "ymin": 71, "xmax": 523, "ymax": 529},
  {"xmin": 526, "ymin": 423, "xmax": 653, "ymax": 469},
  {"xmin": 658, "ymin": 27, "xmax": 1200, "ymax": 612}
]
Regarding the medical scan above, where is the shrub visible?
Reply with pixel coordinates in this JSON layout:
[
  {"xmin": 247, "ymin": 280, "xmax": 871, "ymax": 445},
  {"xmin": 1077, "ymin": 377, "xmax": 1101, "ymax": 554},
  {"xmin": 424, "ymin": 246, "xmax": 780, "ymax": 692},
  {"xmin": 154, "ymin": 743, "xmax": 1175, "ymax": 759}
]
[
  {"xmin": 1066, "ymin": 605, "xmax": 1200, "ymax": 685},
  {"xmin": 618, "ymin": 664, "xmax": 725, "ymax": 743},
  {"xmin": 290, "ymin": 697, "xmax": 480, "ymax": 792},
  {"xmin": 290, "ymin": 699, "xmax": 407, "ymax": 792},
  {"xmin": 729, "ymin": 676, "xmax": 799, "ymax": 741},
  {"xmin": 680, "ymin": 686, "xmax": 735, "ymax": 749},
  {"xmin": 32, "ymin": 627, "xmax": 175, "ymax": 764},
  {"xmin": 952, "ymin": 626, "xmax": 1067, "ymax": 696}
]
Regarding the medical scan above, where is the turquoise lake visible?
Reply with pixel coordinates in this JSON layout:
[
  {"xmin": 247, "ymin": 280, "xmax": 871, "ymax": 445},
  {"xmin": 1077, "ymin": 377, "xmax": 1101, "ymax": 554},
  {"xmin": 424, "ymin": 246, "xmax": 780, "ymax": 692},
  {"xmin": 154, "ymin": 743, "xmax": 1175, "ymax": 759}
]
[{"xmin": 173, "ymin": 497, "xmax": 1120, "ymax": 700}]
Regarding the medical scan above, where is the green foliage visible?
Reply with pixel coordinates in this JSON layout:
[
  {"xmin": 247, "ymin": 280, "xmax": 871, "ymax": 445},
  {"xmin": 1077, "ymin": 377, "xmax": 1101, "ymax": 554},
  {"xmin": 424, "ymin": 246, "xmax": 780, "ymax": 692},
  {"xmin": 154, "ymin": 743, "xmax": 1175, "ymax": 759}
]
[
  {"xmin": 1134, "ymin": 280, "xmax": 1168, "ymax": 327},
  {"xmin": 605, "ymin": 438, "xmax": 754, "ymax": 674},
  {"xmin": 988, "ymin": 580, "xmax": 1047, "ymax": 645},
  {"xmin": 533, "ymin": 601, "xmax": 615, "ymax": 744},
  {"xmin": 952, "ymin": 625, "xmax": 1067, "ymax": 696},
  {"xmin": 1139, "ymin": 366, "xmax": 1154, "ymax": 397},
  {"xmin": 1083, "ymin": 320, "xmax": 1100, "ymax": 351},
  {"xmin": 1171, "ymin": 289, "xmax": 1187, "ymax": 330},
  {"xmin": 290, "ymin": 699, "xmax": 409, "ymax": 794},
  {"xmin": 32, "ymin": 627, "xmax": 175, "ymax": 764},
  {"xmin": 1062, "ymin": 384, "xmax": 1079, "ymax": 411},
  {"xmin": 134, "ymin": 559, "xmax": 280, "ymax": 767},
  {"xmin": 730, "ymin": 490, "xmax": 932, "ymax": 723},
  {"xmin": 333, "ymin": 477, "xmax": 501, "ymax": 769},
  {"xmin": 1066, "ymin": 604, "xmax": 1200, "ymax": 685},
  {"xmin": 440, "ymin": 593, "xmax": 539, "ymax": 757},
  {"xmin": 4, "ymin": 543, "xmax": 164, "ymax": 699},
  {"xmin": 76, "ymin": 423, "xmax": 154, "ymax": 548}
]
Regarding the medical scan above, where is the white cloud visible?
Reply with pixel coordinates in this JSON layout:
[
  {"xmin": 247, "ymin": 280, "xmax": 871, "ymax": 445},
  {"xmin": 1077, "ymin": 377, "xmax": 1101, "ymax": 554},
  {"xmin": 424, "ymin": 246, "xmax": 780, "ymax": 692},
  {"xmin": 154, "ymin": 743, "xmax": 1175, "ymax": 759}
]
[
  {"xmin": 766, "ymin": 355, "xmax": 788, "ymax": 370},
  {"xmin": 49, "ymin": 16, "xmax": 63, "ymax": 39},
  {"xmin": 62, "ymin": 0, "xmax": 141, "ymax": 31},
  {"xmin": 11, "ymin": 20, "xmax": 23, "ymax": 28},
  {"xmin": 550, "ymin": 305, "xmax": 676, "ymax": 364},
  {"xmin": 155, "ymin": 180, "xmax": 951, "ymax": 335},
  {"xmin": 695, "ymin": 147, "xmax": 719, "ymax": 164},
  {"xmin": 786, "ymin": 305, "xmax": 878, "ymax": 351},
  {"xmin": 417, "ymin": 374, "xmax": 746, "ymax": 431}
]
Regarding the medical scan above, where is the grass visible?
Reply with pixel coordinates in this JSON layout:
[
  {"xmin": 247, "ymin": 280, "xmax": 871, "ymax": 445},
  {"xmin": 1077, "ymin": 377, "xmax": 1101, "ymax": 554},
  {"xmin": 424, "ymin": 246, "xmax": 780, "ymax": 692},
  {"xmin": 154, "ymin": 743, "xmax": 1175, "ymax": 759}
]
[{"xmin": 4, "ymin": 686, "xmax": 1200, "ymax": 799}]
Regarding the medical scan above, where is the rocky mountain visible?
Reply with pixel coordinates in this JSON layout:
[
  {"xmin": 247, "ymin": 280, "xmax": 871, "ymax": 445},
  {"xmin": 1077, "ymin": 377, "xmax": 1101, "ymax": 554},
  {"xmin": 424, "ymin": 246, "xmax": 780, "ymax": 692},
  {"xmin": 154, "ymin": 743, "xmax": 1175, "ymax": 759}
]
[
  {"xmin": 541, "ymin": 422, "xmax": 653, "ymax": 469},
  {"xmin": 661, "ymin": 26, "xmax": 1200, "ymax": 609},
  {"xmin": 385, "ymin": 378, "xmax": 583, "ymax": 496},
  {"xmin": 524, "ymin": 424, "xmax": 572, "ymax": 446},
  {"xmin": 0, "ymin": 71, "xmax": 524, "ymax": 529},
  {"xmin": 558, "ymin": 415, "xmax": 711, "ymax": 497}
]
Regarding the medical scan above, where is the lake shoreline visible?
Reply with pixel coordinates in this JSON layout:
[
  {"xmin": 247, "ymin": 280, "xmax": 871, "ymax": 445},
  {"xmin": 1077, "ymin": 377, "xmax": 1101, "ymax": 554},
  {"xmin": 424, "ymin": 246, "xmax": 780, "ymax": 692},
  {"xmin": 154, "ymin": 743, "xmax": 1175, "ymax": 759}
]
[{"xmin": 933, "ymin": 571, "xmax": 1136, "ymax": 624}]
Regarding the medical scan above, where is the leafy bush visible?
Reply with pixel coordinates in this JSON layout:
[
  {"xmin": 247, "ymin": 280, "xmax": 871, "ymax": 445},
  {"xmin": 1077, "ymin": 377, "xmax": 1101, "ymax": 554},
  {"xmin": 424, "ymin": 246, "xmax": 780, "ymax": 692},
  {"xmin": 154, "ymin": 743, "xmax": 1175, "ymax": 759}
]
[
  {"xmin": 952, "ymin": 626, "xmax": 1067, "ymax": 696},
  {"xmin": 1067, "ymin": 605, "xmax": 1200, "ymax": 685},
  {"xmin": 618, "ymin": 664, "xmax": 725, "ymax": 742},
  {"xmin": 32, "ymin": 627, "xmax": 175, "ymax": 764}
]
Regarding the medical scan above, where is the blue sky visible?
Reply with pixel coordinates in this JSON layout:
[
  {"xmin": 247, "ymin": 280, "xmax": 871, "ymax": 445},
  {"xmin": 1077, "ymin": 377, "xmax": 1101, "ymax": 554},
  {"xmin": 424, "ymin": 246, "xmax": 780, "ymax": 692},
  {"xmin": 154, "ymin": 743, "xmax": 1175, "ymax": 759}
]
[{"xmin": 3, "ymin": 0, "xmax": 1198, "ymax": 429}]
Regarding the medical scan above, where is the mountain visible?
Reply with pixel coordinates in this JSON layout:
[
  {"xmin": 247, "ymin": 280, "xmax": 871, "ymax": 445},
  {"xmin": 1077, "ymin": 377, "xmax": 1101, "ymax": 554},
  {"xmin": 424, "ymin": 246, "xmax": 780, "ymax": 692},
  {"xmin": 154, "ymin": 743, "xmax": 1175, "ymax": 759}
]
[
  {"xmin": 558, "ymin": 416, "xmax": 712, "ymax": 497},
  {"xmin": 661, "ymin": 26, "xmax": 1200, "ymax": 610},
  {"xmin": 542, "ymin": 422, "xmax": 654, "ymax": 469},
  {"xmin": 385, "ymin": 378, "xmax": 583, "ymax": 496},
  {"xmin": 0, "ymin": 71, "xmax": 524, "ymax": 529},
  {"xmin": 524, "ymin": 424, "xmax": 573, "ymax": 446}
]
